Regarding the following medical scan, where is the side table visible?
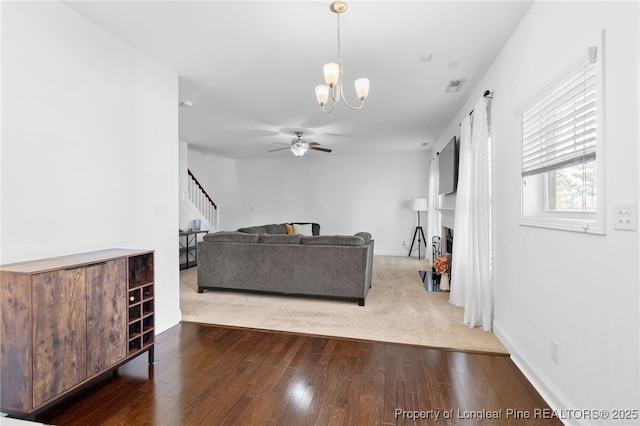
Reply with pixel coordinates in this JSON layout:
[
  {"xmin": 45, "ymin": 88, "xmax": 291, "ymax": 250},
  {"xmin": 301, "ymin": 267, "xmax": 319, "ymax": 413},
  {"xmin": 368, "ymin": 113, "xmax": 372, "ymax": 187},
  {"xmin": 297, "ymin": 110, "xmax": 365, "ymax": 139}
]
[{"xmin": 179, "ymin": 229, "xmax": 208, "ymax": 270}]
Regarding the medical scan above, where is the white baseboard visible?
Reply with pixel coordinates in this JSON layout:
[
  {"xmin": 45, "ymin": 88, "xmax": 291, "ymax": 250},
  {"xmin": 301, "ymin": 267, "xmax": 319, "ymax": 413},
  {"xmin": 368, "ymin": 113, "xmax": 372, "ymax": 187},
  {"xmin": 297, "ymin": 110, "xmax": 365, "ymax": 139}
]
[
  {"xmin": 374, "ymin": 251, "xmax": 432, "ymax": 258},
  {"xmin": 0, "ymin": 416, "xmax": 45, "ymax": 425},
  {"xmin": 155, "ymin": 309, "xmax": 182, "ymax": 335},
  {"xmin": 493, "ymin": 321, "xmax": 584, "ymax": 426}
]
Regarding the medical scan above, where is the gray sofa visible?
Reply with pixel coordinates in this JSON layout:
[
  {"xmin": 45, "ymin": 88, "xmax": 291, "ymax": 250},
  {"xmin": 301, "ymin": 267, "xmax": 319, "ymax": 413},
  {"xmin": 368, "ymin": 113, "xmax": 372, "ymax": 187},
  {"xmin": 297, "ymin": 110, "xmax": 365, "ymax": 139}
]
[{"xmin": 197, "ymin": 225, "xmax": 374, "ymax": 306}]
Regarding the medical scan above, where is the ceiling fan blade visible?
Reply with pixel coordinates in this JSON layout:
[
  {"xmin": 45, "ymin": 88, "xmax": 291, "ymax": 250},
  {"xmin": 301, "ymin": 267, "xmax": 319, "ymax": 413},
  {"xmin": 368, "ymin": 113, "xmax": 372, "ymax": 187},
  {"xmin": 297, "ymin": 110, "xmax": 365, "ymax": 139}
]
[
  {"xmin": 307, "ymin": 141, "xmax": 320, "ymax": 146},
  {"xmin": 268, "ymin": 147, "xmax": 290, "ymax": 152},
  {"xmin": 308, "ymin": 146, "xmax": 332, "ymax": 153},
  {"xmin": 271, "ymin": 142, "xmax": 290, "ymax": 146}
]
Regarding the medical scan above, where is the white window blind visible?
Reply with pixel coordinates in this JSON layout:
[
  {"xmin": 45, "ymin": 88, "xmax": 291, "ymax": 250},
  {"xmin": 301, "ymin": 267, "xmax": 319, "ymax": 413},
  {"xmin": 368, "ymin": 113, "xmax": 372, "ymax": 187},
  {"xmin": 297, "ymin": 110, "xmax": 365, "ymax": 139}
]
[{"xmin": 521, "ymin": 50, "xmax": 597, "ymax": 177}]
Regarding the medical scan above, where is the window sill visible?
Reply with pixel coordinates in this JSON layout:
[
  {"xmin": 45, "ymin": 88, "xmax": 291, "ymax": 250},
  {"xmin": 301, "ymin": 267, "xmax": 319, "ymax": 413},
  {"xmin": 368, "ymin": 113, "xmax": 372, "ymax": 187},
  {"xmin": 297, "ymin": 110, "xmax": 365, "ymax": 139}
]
[{"xmin": 520, "ymin": 217, "xmax": 605, "ymax": 235}]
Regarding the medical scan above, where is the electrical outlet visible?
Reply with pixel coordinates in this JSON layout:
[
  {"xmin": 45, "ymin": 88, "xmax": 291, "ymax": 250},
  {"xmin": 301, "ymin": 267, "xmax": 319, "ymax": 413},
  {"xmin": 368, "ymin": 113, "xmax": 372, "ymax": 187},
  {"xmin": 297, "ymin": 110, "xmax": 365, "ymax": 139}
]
[
  {"xmin": 614, "ymin": 202, "xmax": 637, "ymax": 231},
  {"xmin": 550, "ymin": 340, "xmax": 559, "ymax": 364}
]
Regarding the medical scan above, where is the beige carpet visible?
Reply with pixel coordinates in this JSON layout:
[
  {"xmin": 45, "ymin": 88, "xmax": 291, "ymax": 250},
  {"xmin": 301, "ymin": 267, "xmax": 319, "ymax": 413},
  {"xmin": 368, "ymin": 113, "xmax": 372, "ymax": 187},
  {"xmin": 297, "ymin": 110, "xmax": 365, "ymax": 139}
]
[{"xmin": 180, "ymin": 255, "xmax": 507, "ymax": 354}]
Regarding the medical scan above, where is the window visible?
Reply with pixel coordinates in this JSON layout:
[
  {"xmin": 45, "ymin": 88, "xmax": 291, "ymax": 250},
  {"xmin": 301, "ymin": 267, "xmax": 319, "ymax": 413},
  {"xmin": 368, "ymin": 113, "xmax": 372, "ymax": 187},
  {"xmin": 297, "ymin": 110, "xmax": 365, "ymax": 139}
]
[
  {"xmin": 519, "ymin": 44, "xmax": 605, "ymax": 234},
  {"xmin": 547, "ymin": 161, "xmax": 596, "ymax": 212}
]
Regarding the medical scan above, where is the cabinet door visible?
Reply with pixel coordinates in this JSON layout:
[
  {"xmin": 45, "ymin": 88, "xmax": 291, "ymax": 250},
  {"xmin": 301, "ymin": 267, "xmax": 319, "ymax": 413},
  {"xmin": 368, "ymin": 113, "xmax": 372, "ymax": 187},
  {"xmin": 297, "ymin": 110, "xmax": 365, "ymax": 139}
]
[
  {"xmin": 32, "ymin": 268, "xmax": 87, "ymax": 407},
  {"xmin": 86, "ymin": 259, "xmax": 127, "ymax": 374}
]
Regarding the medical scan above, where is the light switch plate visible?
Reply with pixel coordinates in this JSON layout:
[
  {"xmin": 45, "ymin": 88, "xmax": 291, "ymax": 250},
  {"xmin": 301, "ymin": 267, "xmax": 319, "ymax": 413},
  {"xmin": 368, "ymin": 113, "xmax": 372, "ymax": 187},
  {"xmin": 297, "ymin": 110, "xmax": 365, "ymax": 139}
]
[
  {"xmin": 614, "ymin": 201, "xmax": 637, "ymax": 231},
  {"xmin": 155, "ymin": 203, "xmax": 168, "ymax": 217}
]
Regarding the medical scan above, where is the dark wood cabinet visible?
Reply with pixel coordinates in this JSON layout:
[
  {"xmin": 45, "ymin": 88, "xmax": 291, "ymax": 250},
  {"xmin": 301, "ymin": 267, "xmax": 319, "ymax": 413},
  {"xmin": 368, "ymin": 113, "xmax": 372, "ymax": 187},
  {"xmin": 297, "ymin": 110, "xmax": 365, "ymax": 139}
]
[{"xmin": 0, "ymin": 249, "xmax": 154, "ymax": 419}]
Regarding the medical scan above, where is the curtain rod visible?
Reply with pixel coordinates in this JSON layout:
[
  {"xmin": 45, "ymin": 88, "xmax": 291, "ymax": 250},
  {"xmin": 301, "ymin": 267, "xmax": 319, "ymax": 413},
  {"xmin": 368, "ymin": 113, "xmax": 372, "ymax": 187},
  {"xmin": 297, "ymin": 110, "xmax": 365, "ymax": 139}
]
[
  {"xmin": 468, "ymin": 90, "xmax": 493, "ymax": 116},
  {"xmin": 459, "ymin": 90, "xmax": 493, "ymax": 126}
]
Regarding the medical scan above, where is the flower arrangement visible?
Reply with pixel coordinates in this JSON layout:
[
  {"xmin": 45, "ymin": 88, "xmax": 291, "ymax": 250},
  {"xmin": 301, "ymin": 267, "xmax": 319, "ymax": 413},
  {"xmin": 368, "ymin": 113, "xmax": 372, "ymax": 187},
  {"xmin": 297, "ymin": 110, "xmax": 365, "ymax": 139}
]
[{"xmin": 433, "ymin": 252, "xmax": 451, "ymax": 275}]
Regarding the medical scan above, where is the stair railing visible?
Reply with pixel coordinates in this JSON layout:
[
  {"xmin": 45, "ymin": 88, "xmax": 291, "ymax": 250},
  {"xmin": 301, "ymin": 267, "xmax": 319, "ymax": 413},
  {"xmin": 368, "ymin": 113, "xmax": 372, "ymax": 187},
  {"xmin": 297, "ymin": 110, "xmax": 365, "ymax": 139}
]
[{"xmin": 187, "ymin": 169, "xmax": 217, "ymax": 228}]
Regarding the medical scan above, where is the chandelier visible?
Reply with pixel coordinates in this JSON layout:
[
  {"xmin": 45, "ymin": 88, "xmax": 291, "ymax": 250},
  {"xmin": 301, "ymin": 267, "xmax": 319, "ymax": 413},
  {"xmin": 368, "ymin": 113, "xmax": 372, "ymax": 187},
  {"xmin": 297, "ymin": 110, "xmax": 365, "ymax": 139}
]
[{"xmin": 315, "ymin": 1, "xmax": 369, "ymax": 113}]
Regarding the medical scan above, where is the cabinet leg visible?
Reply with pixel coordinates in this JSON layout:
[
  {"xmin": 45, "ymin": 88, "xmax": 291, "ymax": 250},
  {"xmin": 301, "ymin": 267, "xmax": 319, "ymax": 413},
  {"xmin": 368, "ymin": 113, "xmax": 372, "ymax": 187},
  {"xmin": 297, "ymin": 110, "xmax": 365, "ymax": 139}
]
[{"xmin": 148, "ymin": 345, "xmax": 155, "ymax": 364}]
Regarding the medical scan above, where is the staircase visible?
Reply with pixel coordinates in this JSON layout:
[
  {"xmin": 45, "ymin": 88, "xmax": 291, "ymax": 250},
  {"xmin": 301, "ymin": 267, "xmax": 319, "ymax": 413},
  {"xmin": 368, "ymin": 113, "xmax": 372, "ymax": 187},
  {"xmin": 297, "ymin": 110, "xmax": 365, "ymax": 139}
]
[{"xmin": 186, "ymin": 169, "xmax": 218, "ymax": 231}]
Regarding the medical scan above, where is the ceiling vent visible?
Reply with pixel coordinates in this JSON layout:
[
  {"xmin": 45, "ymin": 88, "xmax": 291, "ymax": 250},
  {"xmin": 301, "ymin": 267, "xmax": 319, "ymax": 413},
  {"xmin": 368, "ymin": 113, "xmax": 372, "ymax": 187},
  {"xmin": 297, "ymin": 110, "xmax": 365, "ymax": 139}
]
[{"xmin": 446, "ymin": 79, "xmax": 464, "ymax": 93}]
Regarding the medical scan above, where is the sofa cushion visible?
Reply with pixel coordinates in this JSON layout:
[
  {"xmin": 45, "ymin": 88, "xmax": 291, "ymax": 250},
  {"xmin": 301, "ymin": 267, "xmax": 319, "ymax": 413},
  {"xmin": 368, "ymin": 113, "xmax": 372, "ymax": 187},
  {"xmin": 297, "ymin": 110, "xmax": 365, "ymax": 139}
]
[
  {"xmin": 264, "ymin": 224, "xmax": 287, "ymax": 234},
  {"xmin": 204, "ymin": 232, "xmax": 259, "ymax": 243},
  {"xmin": 300, "ymin": 235, "xmax": 364, "ymax": 246},
  {"xmin": 284, "ymin": 223, "xmax": 295, "ymax": 234},
  {"xmin": 237, "ymin": 226, "xmax": 267, "ymax": 234},
  {"xmin": 355, "ymin": 232, "xmax": 372, "ymax": 244},
  {"xmin": 258, "ymin": 234, "xmax": 302, "ymax": 244},
  {"xmin": 293, "ymin": 223, "xmax": 313, "ymax": 236}
]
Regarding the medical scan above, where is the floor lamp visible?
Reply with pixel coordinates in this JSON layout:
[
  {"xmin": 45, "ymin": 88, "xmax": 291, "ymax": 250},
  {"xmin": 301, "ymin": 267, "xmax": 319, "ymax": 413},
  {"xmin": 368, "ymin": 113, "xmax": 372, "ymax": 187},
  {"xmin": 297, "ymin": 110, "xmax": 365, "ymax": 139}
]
[{"xmin": 408, "ymin": 198, "xmax": 428, "ymax": 260}]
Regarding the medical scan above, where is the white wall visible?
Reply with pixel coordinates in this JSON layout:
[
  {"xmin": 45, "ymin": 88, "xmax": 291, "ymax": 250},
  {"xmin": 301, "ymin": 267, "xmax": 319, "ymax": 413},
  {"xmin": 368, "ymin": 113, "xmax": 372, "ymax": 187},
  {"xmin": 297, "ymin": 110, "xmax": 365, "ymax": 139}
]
[
  {"xmin": 434, "ymin": 2, "xmax": 639, "ymax": 424},
  {"xmin": 1, "ymin": 2, "xmax": 181, "ymax": 333},
  {"xmin": 187, "ymin": 150, "xmax": 430, "ymax": 256}
]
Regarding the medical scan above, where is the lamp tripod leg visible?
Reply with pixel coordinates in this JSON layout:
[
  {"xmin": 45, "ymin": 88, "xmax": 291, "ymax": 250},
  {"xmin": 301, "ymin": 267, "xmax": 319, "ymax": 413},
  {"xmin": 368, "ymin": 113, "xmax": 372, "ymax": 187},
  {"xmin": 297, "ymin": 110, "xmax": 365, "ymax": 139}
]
[{"xmin": 408, "ymin": 226, "xmax": 425, "ymax": 260}]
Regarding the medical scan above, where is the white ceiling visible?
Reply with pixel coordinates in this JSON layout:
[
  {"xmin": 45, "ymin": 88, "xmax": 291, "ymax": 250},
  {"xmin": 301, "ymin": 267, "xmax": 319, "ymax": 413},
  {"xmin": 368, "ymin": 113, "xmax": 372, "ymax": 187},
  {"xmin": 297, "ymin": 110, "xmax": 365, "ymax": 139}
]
[{"xmin": 62, "ymin": 1, "xmax": 533, "ymax": 159}]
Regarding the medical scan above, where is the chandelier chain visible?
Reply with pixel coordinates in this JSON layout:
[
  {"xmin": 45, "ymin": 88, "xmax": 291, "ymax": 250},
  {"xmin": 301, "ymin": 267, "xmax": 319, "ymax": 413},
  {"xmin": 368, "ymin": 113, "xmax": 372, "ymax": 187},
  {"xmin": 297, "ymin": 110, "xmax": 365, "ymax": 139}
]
[{"xmin": 336, "ymin": 13, "xmax": 342, "ymax": 66}]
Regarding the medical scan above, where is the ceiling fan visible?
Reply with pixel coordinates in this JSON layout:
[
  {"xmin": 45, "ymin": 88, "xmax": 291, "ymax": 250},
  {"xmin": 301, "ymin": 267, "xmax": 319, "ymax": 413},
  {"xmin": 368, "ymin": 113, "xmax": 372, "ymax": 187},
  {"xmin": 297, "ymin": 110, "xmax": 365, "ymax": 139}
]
[{"xmin": 268, "ymin": 131, "xmax": 332, "ymax": 156}]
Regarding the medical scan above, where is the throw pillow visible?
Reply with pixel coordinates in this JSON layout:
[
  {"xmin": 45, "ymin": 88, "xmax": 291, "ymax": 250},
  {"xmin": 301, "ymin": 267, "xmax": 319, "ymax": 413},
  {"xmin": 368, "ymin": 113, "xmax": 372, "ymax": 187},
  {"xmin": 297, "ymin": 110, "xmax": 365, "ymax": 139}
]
[
  {"xmin": 284, "ymin": 223, "xmax": 295, "ymax": 235},
  {"xmin": 293, "ymin": 223, "xmax": 313, "ymax": 236}
]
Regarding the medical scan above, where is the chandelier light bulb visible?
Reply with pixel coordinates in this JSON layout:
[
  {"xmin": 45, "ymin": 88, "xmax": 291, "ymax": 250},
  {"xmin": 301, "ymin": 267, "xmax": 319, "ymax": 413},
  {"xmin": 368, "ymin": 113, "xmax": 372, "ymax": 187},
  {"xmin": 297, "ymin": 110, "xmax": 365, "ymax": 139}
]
[
  {"xmin": 354, "ymin": 78, "xmax": 370, "ymax": 100},
  {"xmin": 323, "ymin": 63, "xmax": 340, "ymax": 87},
  {"xmin": 315, "ymin": 85, "xmax": 330, "ymax": 106}
]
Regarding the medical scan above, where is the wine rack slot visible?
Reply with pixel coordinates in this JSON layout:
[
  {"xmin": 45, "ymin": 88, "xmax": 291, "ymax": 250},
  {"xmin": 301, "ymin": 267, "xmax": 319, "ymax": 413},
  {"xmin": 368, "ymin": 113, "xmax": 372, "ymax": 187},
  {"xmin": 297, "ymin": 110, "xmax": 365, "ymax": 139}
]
[
  {"xmin": 129, "ymin": 321, "xmax": 141, "ymax": 338},
  {"xmin": 142, "ymin": 284, "xmax": 153, "ymax": 300},
  {"xmin": 142, "ymin": 331, "xmax": 154, "ymax": 348},
  {"xmin": 142, "ymin": 300, "xmax": 154, "ymax": 316},
  {"xmin": 128, "ymin": 305, "xmax": 141, "ymax": 321},
  {"xmin": 129, "ymin": 288, "xmax": 141, "ymax": 304},
  {"xmin": 143, "ymin": 316, "xmax": 154, "ymax": 332}
]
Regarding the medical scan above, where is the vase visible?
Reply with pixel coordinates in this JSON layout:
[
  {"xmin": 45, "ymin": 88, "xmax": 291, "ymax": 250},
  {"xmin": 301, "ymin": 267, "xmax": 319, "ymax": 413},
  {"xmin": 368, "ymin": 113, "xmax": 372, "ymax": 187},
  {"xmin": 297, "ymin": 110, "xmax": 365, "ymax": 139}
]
[{"xmin": 440, "ymin": 272, "xmax": 450, "ymax": 291}]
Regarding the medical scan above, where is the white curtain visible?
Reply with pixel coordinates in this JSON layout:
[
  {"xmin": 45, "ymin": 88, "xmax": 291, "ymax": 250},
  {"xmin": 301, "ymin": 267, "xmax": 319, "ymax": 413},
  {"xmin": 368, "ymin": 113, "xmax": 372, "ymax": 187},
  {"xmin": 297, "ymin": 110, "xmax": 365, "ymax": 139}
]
[
  {"xmin": 426, "ymin": 155, "xmax": 441, "ymax": 262},
  {"xmin": 449, "ymin": 97, "xmax": 493, "ymax": 331}
]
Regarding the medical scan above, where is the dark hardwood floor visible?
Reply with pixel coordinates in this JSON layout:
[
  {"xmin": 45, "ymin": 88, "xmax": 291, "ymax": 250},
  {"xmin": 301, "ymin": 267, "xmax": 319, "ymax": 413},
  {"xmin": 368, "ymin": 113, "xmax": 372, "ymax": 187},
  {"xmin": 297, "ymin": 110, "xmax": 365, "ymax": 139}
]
[{"xmin": 37, "ymin": 322, "xmax": 560, "ymax": 425}]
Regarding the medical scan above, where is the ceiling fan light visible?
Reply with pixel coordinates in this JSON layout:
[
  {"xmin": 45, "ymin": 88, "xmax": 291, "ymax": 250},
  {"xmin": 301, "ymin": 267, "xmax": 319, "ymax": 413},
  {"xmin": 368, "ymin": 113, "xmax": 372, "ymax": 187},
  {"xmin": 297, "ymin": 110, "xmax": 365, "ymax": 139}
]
[
  {"xmin": 354, "ymin": 78, "xmax": 369, "ymax": 100},
  {"xmin": 290, "ymin": 145, "xmax": 307, "ymax": 156},
  {"xmin": 315, "ymin": 85, "xmax": 330, "ymax": 106},
  {"xmin": 323, "ymin": 63, "xmax": 340, "ymax": 87}
]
